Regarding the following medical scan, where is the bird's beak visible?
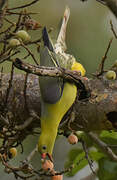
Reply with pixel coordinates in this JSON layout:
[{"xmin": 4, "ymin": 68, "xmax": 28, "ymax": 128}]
[
  {"xmin": 41, "ymin": 153, "xmax": 53, "ymax": 162},
  {"xmin": 41, "ymin": 153, "xmax": 46, "ymax": 160},
  {"xmin": 47, "ymin": 153, "xmax": 53, "ymax": 162}
]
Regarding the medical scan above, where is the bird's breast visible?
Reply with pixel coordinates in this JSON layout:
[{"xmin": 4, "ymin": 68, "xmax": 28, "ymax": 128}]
[{"xmin": 41, "ymin": 82, "xmax": 77, "ymax": 129}]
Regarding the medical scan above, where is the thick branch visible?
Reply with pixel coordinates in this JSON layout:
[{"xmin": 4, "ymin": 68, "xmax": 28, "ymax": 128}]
[{"xmin": 1, "ymin": 73, "xmax": 117, "ymax": 133}]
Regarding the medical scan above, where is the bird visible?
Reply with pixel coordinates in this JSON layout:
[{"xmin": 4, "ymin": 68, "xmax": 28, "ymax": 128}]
[{"xmin": 38, "ymin": 7, "xmax": 86, "ymax": 162}]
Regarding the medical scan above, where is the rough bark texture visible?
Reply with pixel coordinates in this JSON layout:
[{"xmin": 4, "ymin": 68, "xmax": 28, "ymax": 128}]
[
  {"xmin": 73, "ymin": 76, "xmax": 117, "ymax": 131},
  {"xmin": 0, "ymin": 72, "xmax": 117, "ymax": 136},
  {"xmin": 0, "ymin": 73, "xmax": 41, "ymax": 139}
]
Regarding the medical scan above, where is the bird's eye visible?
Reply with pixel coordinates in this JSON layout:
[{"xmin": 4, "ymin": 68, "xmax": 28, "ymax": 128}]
[{"xmin": 42, "ymin": 145, "xmax": 47, "ymax": 150}]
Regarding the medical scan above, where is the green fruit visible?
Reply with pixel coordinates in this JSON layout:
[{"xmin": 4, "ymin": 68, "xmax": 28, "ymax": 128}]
[
  {"xmin": 105, "ymin": 70, "xmax": 116, "ymax": 80},
  {"xmin": 75, "ymin": 131, "xmax": 84, "ymax": 138},
  {"xmin": 9, "ymin": 38, "xmax": 20, "ymax": 48},
  {"xmin": 113, "ymin": 60, "xmax": 117, "ymax": 67},
  {"xmin": 16, "ymin": 30, "xmax": 31, "ymax": 42}
]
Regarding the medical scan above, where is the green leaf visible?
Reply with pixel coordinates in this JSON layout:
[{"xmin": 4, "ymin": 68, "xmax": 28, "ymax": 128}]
[
  {"xmin": 89, "ymin": 151, "xmax": 105, "ymax": 161},
  {"xmin": 65, "ymin": 148, "xmax": 105, "ymax": 176},
  {"xmin": 100, "ymin": 130, "xmax": 117, "ymax": 145},
  {"xmin": 65, "ymin": 149, "xmax": 87, "ymax": 176},
  {"xmin": 98, "ymin": 158, "xmax": 117, "ymax": 180}
]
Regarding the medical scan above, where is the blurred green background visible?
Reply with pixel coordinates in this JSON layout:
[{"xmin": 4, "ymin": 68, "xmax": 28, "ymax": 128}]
[
  {"xmin": 1, "ymin": 0, "xmax": 117, "ymax": 179},
  {"xmin": 2, "ymin": 0, "xmax": 117, "ymax": 75}
]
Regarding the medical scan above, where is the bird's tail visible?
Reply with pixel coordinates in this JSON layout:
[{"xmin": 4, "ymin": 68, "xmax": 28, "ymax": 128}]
[{"xmin": 55, "ymin": 6, "xmax": 70, "ymax": 53}]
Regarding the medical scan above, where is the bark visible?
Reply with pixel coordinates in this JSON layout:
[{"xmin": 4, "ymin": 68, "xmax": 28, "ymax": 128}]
[{"xmin": 0, "ymin": 72, "xmax": 117, "ymax": 136}]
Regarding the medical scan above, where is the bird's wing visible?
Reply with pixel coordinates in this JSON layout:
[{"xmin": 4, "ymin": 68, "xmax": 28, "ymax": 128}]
[{"xmin": 39, "ymin": 27, "xmax": 63, "ymax": 104}]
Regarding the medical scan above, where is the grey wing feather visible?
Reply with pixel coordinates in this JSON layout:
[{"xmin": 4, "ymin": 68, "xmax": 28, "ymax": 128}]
[
  {"xmin": 39, "ymin": 46, "xmax": 63, "ymax": 104},
  {"xmin": 42, "ymin": 27, "xmax": 54, "ymax": 52}
]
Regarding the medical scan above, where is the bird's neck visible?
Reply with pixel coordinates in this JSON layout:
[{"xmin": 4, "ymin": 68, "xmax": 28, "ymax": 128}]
[{"xmin": 40, "ymin": 119, "xmax": 58, "ymax": 155}]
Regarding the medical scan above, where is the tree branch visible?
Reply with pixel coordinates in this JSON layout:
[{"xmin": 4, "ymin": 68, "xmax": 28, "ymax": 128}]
[
  {"xmin": 7, "ymin": 0, "xmax": 40, "ymax": 11},
  {"xmin": 1, "ymin": 72, "xmax": 117, "ymax": 133},
  {"xmin": 0, "ymin": 0, "xmax": 7, "ymax": 10},
  {"xmin": 13, "ymin": 58, "xmax": 86, "ymax": 90},
  {"xmin": 88, "ymin": 132, "xmax": 117, "ymax": 161}
]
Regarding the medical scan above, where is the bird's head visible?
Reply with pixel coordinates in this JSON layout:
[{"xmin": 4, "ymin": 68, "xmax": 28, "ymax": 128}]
[{"xmin": 38, "ymin": 133, "xmax": 54, "ymax": 162}]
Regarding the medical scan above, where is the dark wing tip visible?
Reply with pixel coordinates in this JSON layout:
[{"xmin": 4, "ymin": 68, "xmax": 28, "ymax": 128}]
[
  {"xmin": 42, "ymin": 27, "xmax": 47, "ymax": 41},
  {"xmin": 42, "ymin": 27, "xmax": 54, "ymax": 52}
]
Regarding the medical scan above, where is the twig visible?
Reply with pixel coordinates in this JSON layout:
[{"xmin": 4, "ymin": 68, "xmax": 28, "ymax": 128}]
[
  {"xmin": 8, "ymin": 0, "xmax": 40, "ymax": 11},
  {"xmin": 96, "ymin": 38, "xmax": 113, "ymax": 76},
  {"xmin": 13, "ymin": 171, "xmax": 34, "ymax": 180},
  {"xmin": 14, "ymin": 111, "xmax": 39, "ymax": 131},
  {"xmin": 24, "ymin": 145, "xmax": 38, "ymax": 162},
  {"xmin": 110, "ymin": 20, "xmax": 117, "ymax": 39},
  {"xmin": 52, "ymin": 165, "xmax": 74, "ymax": 175},
  {"xmin": 0, "ymin": 49, "xmax": 11, "ymax": 57},
  {"xmin": 15, "ymin": 11, "xmax": 23, "ymax": 30},
  {"xmin": 14, "ymin": 117, "xmax": 34, "ymax": 131},
  {"xmin": 4, "ymin": 17, "xmax": 16, "ymax": 26},
  {"xmin": 0, "ymin": 0, "xmax": 7, "ymax": 10},
  {"xmin": 12, "ymin": 11, "xmax": 24, "ymax": 34},
  {"xmin": 0, "ymin": 115, "xmax": 9, "ymax": 125},
  {"xmin": 0, "ymin": 50, "xmax": 20, "ymax": 64},
  {"xmin": 1, "ymin": 15, "xmax": 23, "ymax": 41},
  {"xmin": 0, "ymin": 24, "xmax": 13, "ymax": 35},
  {"xmin": 6, "ymin": 11, "xmax": 39, "ymax": 15},
  {"xmin": 20, "ymin": 42, "xmax": 39, "ymax": 65},
  {"xmin": 13, "ymin": 58, "xmax": 86, "ymax": 90},
  {"xmin": 88, "ymin": 132, "xmax": 117, "ymax": 161},
  {"xmin": 81, "ymin": 140, "xmax": 96, "ymax": 174},
  {"xmin": 1, "ymin": 157, "xmax": 34, "ymax": 179},
  {"xmin": 23, "ymin": 53, "xmax": 30, "ymax": 59},
  {"xmin": 34, "ymin": 165, "xmax": 74, "ymax": 177},
  {"xmin": 68, "ymin": 110, "xmax": 76, "ymax": 132},
  {"xmin": 28, "ymin": 38, "xmax": 41, "ymax": 45}
]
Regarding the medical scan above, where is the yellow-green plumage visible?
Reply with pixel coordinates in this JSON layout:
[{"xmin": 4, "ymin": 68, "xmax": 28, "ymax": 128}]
[
  {"xmin": 38, "ymin": 27, "xmax": 86, "ymax": 158},
  {"xmin": 38, "ymin": 82, "xmax": 77, "ymax": 155}
]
